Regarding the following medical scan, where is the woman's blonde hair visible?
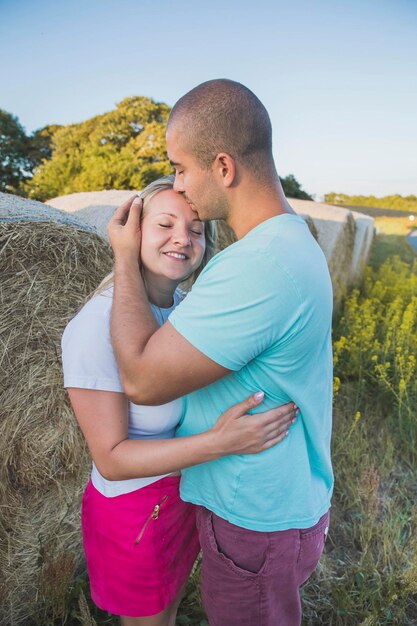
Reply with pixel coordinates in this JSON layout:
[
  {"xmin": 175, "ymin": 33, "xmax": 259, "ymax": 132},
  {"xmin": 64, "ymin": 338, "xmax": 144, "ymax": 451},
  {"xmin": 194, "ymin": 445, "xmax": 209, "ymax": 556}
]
[{"xmin": 94, "ymin": 175, "xmax": 217, "ymax": 297}]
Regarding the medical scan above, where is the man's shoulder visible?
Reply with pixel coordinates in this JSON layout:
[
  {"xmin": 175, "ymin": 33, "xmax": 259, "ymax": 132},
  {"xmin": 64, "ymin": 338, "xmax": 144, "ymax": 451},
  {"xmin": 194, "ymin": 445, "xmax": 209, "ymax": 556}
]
[
  {"xmin": 217, "ymin": 215, "xmax": 310, "ymax": 256},
  {"xmin": 197, "ymin": 240, "xmax": 281, "ymax": 286},
  {"xmin": 191, "ymin": 215, "xmax": 331, "ymax": 314},
  {"xmin": 201, "ymin": 216, "xmax": 313, "ymax": 279}
]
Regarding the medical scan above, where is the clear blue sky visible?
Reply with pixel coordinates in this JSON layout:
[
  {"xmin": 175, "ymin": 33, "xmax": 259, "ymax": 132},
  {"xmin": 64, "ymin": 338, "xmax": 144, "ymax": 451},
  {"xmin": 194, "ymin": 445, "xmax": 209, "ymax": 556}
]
[{"xmin": 1, "ymin": 0, "xmax": 416, "ymax": 199}]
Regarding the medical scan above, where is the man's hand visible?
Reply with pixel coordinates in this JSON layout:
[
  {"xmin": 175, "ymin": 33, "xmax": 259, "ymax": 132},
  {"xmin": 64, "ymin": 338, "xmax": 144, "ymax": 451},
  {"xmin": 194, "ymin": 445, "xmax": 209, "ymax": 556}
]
[
  {"xmin": 108, "ymin": 190, "xmax": 230, "ymax": 405},
  {"xmin": 107, "ymin": 194, "xmax": 143, "ymax": 262}
]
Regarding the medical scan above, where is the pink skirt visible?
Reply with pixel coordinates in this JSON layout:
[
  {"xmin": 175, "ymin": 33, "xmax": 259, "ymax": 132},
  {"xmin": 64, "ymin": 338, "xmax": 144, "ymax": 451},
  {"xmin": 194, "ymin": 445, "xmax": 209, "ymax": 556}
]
[{"xmin": 81, "ymin": 476, "xmax": 200, "ymax": 617}]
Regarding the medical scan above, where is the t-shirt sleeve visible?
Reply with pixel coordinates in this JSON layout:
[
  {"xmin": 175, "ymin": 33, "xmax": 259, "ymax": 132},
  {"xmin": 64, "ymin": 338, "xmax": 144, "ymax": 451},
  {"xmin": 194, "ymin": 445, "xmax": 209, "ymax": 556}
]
[
  {"xmin": 61, "ymin": 310, "xmax": 123, "ymax": 392},
  {"xmin": 168, "ymin": 249, "xmax": 302, "ymax": 371}
]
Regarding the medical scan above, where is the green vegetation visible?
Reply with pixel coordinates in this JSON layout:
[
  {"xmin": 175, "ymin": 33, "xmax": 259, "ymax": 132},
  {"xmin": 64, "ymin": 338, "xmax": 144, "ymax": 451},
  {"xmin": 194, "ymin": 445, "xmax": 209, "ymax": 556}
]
[
  {"xmin": 280, "ymin": 173, "xmax": 312, "ymax": 200},
  {"xmin": 369, "ymin": 216, "xmax": 416, "ymax": 269},
  {"xmin": 25, "ymin": 97, "xmax": 172, "ymax": 201},
  {"xmin": 334, "ymin": 257, "xmax": 417, "ymax": 459},
  {"xmin": 0, "ymin": 109, "xmax": 57, "ymax": 194},
  {"xmin": 300, "ymin": 255, "xmax": 417, "ymax": 624},
  {"xmin": 325, "ymin": 192, "xmax": 417, "ymax": 213},
  {"xmin": 0, "ymin": 109, "xmax": 31, "ymax": 193},
  {"xmin": 1, "ymin": 100, "xmax": 171, "ymax": 199}
]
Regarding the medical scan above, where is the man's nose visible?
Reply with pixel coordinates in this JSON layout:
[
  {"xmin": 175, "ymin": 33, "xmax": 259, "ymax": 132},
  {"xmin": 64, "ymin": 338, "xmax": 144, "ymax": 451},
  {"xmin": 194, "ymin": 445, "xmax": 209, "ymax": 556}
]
[{"xmin": 173, "ymin": 176, "xmax": 185, "ymax": 193}]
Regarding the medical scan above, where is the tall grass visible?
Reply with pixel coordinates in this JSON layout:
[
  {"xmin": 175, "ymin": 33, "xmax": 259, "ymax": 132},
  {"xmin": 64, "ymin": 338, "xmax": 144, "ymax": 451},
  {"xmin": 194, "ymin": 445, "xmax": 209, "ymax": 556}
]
[
  {"xmin": 300, "ymin": 254, "xmax": 417, "ymax": 625},
  {"xmin": 334, "ymin": 258, "xmax": 417, "ymax": 463},
  {"xmin": 369, "ymin": 216, "xmax": 416, "ymax": 269}
]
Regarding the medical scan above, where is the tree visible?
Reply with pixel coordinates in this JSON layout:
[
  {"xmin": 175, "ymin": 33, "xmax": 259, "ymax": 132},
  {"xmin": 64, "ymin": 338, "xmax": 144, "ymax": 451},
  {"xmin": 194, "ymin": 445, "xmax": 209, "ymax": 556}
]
[
  {"xmin": 29, "ymin": 124, "xmax": 62, "ymax": 162},
  {"xmin": 0, "ymin": 109, "xmax": 33, "ymax": 193},
  {"xmin": 280, "ymin": 174, "xmax": 312, "ymax": 200},
  {"xmin": 25, "ymin": 97, "xmax": 172, "ymax": 201},
  {"xmin": 324, "ymin": 192, "xmax": 417, "ymax": 212}
]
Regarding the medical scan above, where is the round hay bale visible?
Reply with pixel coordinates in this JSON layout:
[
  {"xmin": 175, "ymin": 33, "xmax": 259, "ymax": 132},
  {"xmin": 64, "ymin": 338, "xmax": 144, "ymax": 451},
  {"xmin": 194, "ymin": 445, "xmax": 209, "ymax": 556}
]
[
  {"xmin": 350, "ymin": 210, "xmax": 375, "ymax": 283},
  {"xmin": 0, "ymin": 192, "xmax": 114, "ymax": 625},
  {"xmin": 46, "ymin": 190, "xmax": 135, "ymax": 239},
  {"xmin": 46, "ymin": 189, "xmax": 135, "ymax": 213},
  {"xmin": 1, "ymin": 191, "xmax": 101, "ymax": 233},
  {"xmin": 1, "ymin": 483, "xmax": 83, "ymax": 625},
  {"xmin": 289, "ymin": 198, "xmax": 372, "ymax": 306}
]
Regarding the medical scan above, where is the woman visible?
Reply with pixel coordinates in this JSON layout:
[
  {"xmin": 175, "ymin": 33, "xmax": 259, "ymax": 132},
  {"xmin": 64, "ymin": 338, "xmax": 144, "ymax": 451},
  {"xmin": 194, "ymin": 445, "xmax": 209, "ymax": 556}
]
[{"xmin": 62, "ymin": 175, "xmax": 297, "ymax": 626}]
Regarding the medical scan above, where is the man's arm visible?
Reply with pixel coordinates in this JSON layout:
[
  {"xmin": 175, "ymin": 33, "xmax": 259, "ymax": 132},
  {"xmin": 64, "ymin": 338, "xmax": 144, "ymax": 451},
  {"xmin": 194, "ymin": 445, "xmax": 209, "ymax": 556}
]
[
  {"xmin": 108, "ymin": 197, "xmax": 230, "ymax": 405},
  {"xmin": 112, "ymin": 256, "xmax": 229, "ymax": 405}
]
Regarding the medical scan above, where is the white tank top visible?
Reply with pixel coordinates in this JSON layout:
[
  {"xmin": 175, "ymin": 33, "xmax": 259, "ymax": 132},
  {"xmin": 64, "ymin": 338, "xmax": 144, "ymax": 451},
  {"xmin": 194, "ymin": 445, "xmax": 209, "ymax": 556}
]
[{"xmin": 61, "ymin": 287, "xmax": 185, "ymax": 497}]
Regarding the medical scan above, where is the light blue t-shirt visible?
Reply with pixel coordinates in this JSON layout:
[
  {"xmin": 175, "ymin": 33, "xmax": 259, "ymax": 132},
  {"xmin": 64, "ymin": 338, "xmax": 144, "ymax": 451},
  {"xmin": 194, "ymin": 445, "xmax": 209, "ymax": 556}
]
[{"xmin": 169, "ymin": 214, "xmax": 334, "ymax": 531}]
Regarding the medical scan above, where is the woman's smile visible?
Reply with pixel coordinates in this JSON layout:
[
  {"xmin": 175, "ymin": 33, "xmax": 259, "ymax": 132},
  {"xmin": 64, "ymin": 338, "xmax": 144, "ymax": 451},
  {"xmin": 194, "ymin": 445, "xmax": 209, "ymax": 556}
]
[{"xmin": 163, "ymin": 251, "xmax": 190, "ymax": 260}]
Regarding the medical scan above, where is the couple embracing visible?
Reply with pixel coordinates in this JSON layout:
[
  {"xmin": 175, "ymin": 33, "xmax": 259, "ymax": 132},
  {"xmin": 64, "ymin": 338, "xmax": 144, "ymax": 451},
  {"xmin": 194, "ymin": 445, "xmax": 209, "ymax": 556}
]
[{"xmin": 62, "ymin": 79, "xmax": 333, "ymax": 626}]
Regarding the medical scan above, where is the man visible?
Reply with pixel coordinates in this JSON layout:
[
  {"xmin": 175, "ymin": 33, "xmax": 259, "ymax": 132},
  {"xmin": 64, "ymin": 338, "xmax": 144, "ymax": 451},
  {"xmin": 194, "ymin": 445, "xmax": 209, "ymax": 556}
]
[{"xmin": 107, "ymin": 79, "xmax": 333, "ymax": 626}]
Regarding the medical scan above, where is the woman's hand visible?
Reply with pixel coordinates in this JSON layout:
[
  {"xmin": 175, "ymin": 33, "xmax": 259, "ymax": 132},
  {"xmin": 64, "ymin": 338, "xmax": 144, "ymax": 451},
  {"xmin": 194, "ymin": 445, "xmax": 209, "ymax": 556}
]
[
  {"xmin": 107, "ymin": 194, "xmax": 143, "ymax": 263},
  {"xmin": 67, "ymin": 387, "xmax": 297, "ymax": 479},
  {"xmin": 210, "ymin": 392, "xmax": 298, "ymax": 456}
]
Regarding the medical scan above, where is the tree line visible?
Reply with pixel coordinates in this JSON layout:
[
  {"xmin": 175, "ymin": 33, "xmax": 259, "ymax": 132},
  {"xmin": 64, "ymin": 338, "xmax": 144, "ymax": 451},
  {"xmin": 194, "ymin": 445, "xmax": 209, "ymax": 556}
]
[
  {"xmin": 325, "ymin": 192, "xmax": 417, "ymax": 213},
  {"xmin": 1, "ymin": 97, "xmax": 312, "ymax": 202}
]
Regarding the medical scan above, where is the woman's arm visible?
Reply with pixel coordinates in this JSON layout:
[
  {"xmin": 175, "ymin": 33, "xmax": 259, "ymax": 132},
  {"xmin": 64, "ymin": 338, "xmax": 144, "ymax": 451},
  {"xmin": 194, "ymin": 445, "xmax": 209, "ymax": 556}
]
[{"xmin": 67, "ymin": 388, "xmax": 297, "ymax": 481}]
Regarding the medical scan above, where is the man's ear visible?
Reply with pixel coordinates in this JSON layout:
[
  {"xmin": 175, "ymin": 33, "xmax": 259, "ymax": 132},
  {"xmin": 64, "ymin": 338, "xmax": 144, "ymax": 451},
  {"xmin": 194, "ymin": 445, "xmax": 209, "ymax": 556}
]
[{"xmin": 213, "ymin": 153, "xmax": 236, "ymax": 188}]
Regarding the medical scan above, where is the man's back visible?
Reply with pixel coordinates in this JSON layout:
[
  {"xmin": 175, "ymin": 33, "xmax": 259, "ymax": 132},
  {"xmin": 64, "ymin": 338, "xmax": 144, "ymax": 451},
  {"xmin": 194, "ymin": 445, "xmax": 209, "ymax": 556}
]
[{"xmin": 171, "ymin": 213, "xmax": 333, "ymax": 531}]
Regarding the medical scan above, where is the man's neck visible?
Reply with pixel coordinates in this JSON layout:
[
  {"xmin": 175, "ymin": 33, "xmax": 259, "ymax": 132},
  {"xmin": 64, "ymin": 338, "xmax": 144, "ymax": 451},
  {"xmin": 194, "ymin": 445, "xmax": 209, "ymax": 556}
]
[{"xmin": 227, "ymin": 179, "xmax": 295, "ymax": 240}]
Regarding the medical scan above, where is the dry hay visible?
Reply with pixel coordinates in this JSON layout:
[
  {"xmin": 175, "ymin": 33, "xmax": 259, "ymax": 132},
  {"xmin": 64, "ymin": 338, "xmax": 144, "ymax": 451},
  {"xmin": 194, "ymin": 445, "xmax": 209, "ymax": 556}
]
[
  {"xmin": 350, "ymin": 210, "xmax": 375, "ymax": 282},
  {"xmin": 0, "ymin": 192, "xmax": 114, "ymax": 625},
  {"xmin": 215, "ymin": 219, "xmax": 237, "ymax": 251},
  {"xmin": 326, "ymin": 212, "xmax": 356, "ymax": 300}
]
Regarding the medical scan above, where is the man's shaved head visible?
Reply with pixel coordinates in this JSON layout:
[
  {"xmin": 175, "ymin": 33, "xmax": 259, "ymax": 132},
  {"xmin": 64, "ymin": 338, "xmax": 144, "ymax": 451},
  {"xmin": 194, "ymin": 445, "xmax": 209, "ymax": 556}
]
[{"xmin": 168, "ymin": 79, "xmax": 276, "ymax": 181}]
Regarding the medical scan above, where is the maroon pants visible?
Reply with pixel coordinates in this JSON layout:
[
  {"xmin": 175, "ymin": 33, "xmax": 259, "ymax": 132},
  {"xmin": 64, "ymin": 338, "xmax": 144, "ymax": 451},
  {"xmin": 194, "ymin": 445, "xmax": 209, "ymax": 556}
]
[{"xmin": 196, "ymin": 506, "xmax": 329, "ymax": 626}]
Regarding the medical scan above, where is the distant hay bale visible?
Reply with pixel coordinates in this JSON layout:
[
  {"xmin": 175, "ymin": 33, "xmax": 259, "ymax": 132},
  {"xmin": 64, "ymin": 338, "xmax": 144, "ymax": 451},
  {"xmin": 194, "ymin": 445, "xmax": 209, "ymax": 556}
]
[
  {"xmin": 0, "ymin": 192, "xmax": 113, "ymax": 625},
  {"xmin": 350, "ymin": 210, "xmax": 375, "ymax": 281},
  {"xmin": 289, "ymin": 199, "xmax": 375, "ymax": 305},
  {"xmin": 46, "ymin": 190, "xmax": 135, "ymax": 239},
  {"xmin": 47, "ymin": 189, "xmax": 135, "ymax": 213}
]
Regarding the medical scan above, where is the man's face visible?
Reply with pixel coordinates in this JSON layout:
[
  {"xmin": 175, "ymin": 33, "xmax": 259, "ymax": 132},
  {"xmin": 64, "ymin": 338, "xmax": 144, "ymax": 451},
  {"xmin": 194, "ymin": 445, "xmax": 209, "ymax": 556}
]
[{"xmin": 166, "ymin": 124, "xmax": 227, "ymax": 221}]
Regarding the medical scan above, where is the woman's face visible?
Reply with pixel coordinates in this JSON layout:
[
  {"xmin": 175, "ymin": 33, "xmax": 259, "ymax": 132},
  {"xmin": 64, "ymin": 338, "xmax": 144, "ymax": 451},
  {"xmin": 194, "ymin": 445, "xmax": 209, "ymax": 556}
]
[{"xmin": 140, "ymin": 189, "xmax": 206, "ymax": 284}]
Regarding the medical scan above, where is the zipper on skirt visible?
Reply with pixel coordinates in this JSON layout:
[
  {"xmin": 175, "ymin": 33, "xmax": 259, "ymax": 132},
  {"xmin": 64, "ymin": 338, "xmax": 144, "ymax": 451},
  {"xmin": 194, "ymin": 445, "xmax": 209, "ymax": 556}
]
[{"xmin": 134, "ymin": 495, "xmax": 169, "ymax": 545}]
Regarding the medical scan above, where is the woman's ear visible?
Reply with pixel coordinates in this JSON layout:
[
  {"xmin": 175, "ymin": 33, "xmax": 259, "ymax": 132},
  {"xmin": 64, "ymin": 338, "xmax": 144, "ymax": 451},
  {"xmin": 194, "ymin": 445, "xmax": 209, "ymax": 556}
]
[{"xmin": 213, "ymin": 153, "xmax": 236, "ymax": 188}]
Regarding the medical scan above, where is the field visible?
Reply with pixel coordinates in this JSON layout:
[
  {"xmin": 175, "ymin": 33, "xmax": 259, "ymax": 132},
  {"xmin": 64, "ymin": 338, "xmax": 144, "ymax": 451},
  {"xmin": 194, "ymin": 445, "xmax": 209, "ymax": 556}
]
[
  {"xmin": 40, "ymin": 217, "xmax": 417, "ymax": 626},
  {"xmin": 330, "ymin": 205, "xmax": 416, "ymax": 219},
  {"xmin": 369, "ymin": 216, "xmax": 416, "ymax": 269}
]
